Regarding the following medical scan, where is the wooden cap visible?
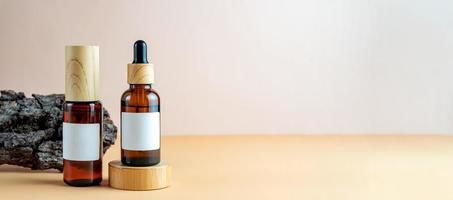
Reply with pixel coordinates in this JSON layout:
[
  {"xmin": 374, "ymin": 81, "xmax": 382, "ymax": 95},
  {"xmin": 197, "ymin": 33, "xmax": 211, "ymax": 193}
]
[
  {"xmin": 65, "ymin": 45, "xmax": 100, "ymax": 101},
  {"xmin": 127, "ymin": 63, "xmax": 154, "ymax": 84},
  {"xmin": 109, "ymin": 160, "xmax": 171, "ymax": 190}
]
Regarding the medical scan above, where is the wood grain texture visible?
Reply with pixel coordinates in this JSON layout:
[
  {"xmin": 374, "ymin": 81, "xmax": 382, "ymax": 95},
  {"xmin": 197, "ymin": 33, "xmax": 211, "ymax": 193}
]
[
  {"xmin": 127, "ymin": 63, "xmax": 154, "ymax": 84},
  {"xmin": 109, "ymin": 160, "xmax": 171, "ymax": 190},
  {"xmin": 65, "ymin": 46, "xmax": 99, "ymax": 101},
  {"xmin": 1, "ymin": 135, "xmax": 453, "ymax": 200}
]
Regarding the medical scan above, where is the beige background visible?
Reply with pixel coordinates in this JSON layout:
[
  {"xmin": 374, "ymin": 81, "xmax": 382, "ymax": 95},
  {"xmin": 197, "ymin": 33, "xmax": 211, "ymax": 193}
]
[{"xmin": 1, "ymin": 0, "xmax": 453, "ymax": 135}]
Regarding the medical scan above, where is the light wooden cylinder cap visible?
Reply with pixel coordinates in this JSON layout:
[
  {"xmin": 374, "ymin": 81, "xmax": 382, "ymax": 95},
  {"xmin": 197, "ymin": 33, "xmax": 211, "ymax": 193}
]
[
  {"xmin": 109, "ymin": 160, "xmax": 171, "ymax": 190},
  {"xmin": 65, "ymin": 45, "xmax": 100, "ymax": 101},
  {"xmin": 127, "ymin": 63, "xmax": 155, "ymax": 84}
]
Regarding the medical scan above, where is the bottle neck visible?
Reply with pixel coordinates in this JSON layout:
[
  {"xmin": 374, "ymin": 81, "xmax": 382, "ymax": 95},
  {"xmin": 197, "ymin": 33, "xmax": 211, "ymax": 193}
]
[{"xmin": 129, "ymin": 84, "xmax": 152, "ymax": 90}]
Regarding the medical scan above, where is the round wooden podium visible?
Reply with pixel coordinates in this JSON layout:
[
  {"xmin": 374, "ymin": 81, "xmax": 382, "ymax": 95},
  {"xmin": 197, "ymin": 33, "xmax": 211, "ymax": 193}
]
[{"xmin": 109, "ymin": 160, "xmax": 171, "ymax": 190}]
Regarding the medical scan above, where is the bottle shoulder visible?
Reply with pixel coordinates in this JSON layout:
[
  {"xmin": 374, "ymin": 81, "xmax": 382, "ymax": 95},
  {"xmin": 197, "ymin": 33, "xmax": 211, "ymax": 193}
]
[
  {"xmin": 148, "ymin": 88, "xmax": 160, "ymax": 99},
  {"xmin": 64, "ymin": 101, "xmax": 102, "ymax": 110},
  {"xmin": 121, "ymin": 88, "xmax": 159, "ymax": 100},
  {"xmin": 121, "ymin": 89, "xmax": 132, "ymax": 100},
  {"xmin": 121, "ymin": 86, "xmax": 160, "ymax": 108}
]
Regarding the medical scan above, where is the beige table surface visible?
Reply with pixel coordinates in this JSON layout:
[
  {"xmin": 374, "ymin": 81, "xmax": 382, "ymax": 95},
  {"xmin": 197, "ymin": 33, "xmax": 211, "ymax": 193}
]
[{"xmin": 1, "ymin": 135, "xmax": 453, "ymax": 200}]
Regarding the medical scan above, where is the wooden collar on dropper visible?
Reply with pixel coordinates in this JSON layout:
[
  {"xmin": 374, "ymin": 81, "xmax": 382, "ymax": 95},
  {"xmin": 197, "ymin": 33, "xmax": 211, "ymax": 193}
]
[{"xmin": 127, "ymin": 40, "xmax": 154, "ymax": 84}]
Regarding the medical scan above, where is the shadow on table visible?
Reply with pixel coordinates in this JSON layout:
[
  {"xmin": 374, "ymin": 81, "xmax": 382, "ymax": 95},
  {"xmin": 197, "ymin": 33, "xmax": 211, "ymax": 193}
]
[
  {"xmin": 25, "ymin": 177, "xmax": 66, "ymax": 186},
  {"xmin": 0, "ymin": 165, "xmax": 113, "ymax": 189},
  {"xmin": 3, "ymin": 174, "xmax": 111, "ymax": 189},
  {"xmin": 0, "ymin": 164, "xmax": 60, "ymax": 173}
]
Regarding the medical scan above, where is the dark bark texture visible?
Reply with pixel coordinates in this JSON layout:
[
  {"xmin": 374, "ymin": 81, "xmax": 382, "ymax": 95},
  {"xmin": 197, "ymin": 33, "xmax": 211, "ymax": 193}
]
[{"xmin": 0, "ymin": 90, "xmax": 118, "ymax": 171}]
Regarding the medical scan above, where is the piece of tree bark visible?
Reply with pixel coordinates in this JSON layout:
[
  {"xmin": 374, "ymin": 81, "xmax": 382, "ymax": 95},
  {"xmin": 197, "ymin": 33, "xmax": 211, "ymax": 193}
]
[{"xmin": 0, "ymin": 90, "xmax": 118, "ymax": 171}]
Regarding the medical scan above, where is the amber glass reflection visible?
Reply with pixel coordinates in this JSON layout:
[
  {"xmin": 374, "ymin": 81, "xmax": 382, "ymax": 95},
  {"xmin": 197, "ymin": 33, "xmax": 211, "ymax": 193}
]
[
  {"xmin": 121, "ymin": 84, "xmax": 160, "ymax": 166},
  {"xmin": 63, "ymin": 101, "xmax": 103, "ymax": 186}
]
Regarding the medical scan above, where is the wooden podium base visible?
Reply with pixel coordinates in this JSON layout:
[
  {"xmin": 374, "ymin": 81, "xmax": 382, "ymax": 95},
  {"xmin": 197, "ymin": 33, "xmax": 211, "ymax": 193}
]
[{"xmin": 108, "ymin": 160, "xmax": 171, "ymax": 190}]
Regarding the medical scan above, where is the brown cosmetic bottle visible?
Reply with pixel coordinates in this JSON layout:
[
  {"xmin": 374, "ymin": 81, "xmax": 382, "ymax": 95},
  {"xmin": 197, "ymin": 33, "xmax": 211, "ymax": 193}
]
[
  {"xmin": 121, "ymin": 40, "xmax": 161, "ymax": 166},
  {"xmin": 63, "ymin": 46, "xmax": 103, "ymax": 186}
]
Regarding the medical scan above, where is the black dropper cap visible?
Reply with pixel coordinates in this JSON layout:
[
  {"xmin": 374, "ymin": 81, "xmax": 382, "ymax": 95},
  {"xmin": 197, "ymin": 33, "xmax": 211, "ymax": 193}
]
[{"xmin": 133, "ymin": 40, "xmax": 149, "ymax": 64}]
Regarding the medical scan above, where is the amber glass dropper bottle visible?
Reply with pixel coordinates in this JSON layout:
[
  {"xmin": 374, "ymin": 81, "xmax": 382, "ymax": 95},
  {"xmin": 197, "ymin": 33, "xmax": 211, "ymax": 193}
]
[
  {"xmin": 121, "ymin": 40, "xmax": 161, "ymax": 166},
  {"xmin": 63, "ymin": 46, "xmax": 103, "ymax": 186}
]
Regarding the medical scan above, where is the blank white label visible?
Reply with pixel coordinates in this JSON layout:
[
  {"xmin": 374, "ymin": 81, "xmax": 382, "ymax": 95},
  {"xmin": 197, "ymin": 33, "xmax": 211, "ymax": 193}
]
[
  {"xmin": 121, "ymin": 112, "xmax": 160, "ymax": 151},
  {"xmin": 63, "ymin": 123, "xmax": 100, "ymax": 161}
]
